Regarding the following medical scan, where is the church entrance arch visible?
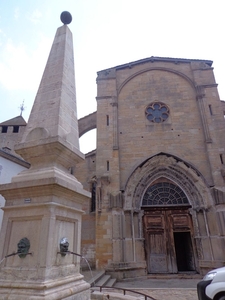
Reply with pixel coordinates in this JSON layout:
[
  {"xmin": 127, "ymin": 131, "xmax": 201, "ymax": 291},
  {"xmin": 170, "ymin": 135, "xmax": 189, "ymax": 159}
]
[
  {"xmin": 142, "ymin": 180, "xmax": 196, "ymax": 274},
  {"xmin": 123, "ymin": 154, "xmax": 211, "ymax": 275}
]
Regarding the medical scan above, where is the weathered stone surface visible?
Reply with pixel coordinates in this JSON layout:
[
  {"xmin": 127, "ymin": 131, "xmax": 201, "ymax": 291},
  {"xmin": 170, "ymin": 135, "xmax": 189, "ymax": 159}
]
[
  {"xmin": 0, "ymin": 21, "xmax": 91, "ymax": 299},
  {"xmin": 75, "ymin": 57, "xmax": 225, "ymax": 278}
]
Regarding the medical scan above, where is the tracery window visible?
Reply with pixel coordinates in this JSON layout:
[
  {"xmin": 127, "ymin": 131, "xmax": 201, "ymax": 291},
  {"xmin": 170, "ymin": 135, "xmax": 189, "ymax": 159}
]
[
  {"xmin": 142, "ymin": 182, "xmax": 189, "ymax": 206},
  {"xmin": 145, "ymin": 102, "xmax": 169, "ymax": 123}
]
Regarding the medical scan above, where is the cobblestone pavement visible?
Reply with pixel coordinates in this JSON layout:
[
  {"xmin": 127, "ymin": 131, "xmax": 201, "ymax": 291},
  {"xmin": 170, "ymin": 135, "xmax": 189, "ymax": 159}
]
[
  {"xmin": 82, "ymin": 270, "xmax": 201, "ymax": 300},
  {"xmin": 94, "ymin": 287, "xmax": 198, "ymax": 300},
  {"xmin": 114, "ymin": 277, "xmax": 200, "ymax": 300},
  {"xmin": 125, "ymin": 288, "xmax": 198, "ymax": 300}
]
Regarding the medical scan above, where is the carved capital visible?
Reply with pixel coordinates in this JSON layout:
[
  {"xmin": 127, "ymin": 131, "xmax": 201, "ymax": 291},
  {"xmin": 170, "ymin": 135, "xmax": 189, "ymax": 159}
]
[
  {"xmin": 109, "ymin": 192, "xmax": 124, "ymax": 209},
  {"xmin": 88, "ymin": 175, "xmax": 97, "ymax": 184},
  {"xmin": 99, "ymin": 175, "xmax": 110, "ymax": 185}
]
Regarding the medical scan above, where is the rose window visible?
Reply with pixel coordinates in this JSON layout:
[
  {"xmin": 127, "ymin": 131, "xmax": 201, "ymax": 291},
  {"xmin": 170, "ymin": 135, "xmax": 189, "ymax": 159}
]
[{"xmin": 145, "ymin": 102, "xmax": 169, "ymax": 123}]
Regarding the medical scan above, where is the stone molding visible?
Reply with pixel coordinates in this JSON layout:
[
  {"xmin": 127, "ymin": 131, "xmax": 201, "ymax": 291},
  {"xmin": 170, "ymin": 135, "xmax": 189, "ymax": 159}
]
[
  {"xmin": 110, "ymin": 97, "xmax": 119, "ymax": 149},
  {"xmin": 117, "ymin": 67, "xmax": 196, "ymax": 95},
  {"xmin": 124, "ymin": 154, "xmax": 211, "ymax": 211},
  {"xmin": 196, "ymin": 85, "xmax": 212, "ymax": 143}
]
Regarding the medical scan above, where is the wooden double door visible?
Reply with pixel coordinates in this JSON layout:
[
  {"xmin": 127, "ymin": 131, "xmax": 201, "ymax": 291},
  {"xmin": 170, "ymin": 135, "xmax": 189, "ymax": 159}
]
[{"xmin": 143, "ymin": 207, "xmax": 196, "ymax": 273}]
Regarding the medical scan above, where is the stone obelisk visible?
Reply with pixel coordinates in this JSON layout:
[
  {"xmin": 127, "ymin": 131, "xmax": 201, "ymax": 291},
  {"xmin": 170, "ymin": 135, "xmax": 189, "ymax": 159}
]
[{"xmin": 0, "ymin": 12, "xmax": 91, "ymax": 299}]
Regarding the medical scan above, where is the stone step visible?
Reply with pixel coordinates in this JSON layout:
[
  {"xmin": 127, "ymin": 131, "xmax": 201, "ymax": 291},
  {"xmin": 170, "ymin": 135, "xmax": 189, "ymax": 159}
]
[
  {"xmin": 96, "ymin": 274, "xmax": 111, "ymax": 286},
  {"xmin": 89, "ymin": 270, "xmax": 105, "ymax": 287},
  {"xmin": 81, "ymin": 269, "xmax": 117, "ymax": 287},
  {"xmin": 147, "ymin": 272, "xmax": 202, "ymax": 279},
  {"xmin": 105, "ymin": 278, "xmax": 117, "ymax": 287}
]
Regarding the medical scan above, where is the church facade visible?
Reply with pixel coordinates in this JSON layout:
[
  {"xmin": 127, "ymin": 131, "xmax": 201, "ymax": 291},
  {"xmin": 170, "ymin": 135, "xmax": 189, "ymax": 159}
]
[
  {"xmin": 76, "ymin": 56, "xmax": 225, "ymax": 279},
  {"xmin": 1, "ymin": 55, "xmax": 225, "ymax": 280}
]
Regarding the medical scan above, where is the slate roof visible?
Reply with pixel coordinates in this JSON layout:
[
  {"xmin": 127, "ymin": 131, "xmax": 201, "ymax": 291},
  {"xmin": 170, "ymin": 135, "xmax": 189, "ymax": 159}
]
[
  {"xmin": 0, "ymin": 116, "xmax": 27, "ymax": 126},
  {"xmin": 0, "ymin": 148, "xmax": 30, "ymax": 168}
]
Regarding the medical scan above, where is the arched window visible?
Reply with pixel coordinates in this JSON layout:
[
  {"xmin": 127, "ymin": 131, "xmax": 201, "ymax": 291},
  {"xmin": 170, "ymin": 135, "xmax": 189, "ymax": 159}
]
[{"xmin": 142, "ymin": 182, "xmax": 189, "ymax": 206}]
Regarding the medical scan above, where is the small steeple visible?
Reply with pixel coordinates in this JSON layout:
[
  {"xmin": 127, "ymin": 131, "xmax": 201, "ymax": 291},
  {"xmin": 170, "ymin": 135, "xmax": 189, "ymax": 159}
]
[{"xmin": 19, "ymin": 100, "xmax": 25, "ymax": 116}]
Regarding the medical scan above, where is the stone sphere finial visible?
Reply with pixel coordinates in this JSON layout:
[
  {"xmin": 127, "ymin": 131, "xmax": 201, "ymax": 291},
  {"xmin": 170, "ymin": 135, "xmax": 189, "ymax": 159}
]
[{"xmin": 60, "ymin": 11, "xmax": 72, "ymax": 25}]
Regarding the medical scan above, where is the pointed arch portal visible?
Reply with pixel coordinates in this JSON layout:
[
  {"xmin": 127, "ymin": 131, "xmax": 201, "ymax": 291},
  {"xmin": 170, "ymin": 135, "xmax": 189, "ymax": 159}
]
[
  {"xmin": 123, "ymin": 154, "xmax": 207, "ymax": 274},
  {"xmin": 142, "ymin": 178, "xmax": 196, "ymax": 273}
]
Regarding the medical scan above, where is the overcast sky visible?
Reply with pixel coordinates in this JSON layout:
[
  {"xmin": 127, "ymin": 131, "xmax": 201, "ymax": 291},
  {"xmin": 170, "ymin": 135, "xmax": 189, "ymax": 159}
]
[{"xmin": 0, "ymin": 0, "xmax": 224, "ymax": 153}]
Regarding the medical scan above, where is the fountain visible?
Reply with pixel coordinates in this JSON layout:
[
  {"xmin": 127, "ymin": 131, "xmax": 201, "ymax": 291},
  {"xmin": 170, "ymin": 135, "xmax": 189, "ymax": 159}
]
[
  {"xmin": 58, "ymin": 237, "xmax": 96, "ymax": 286},
  {"xmin": 0, "ymin": 12, "xmax": 91, "ymax": 299}
]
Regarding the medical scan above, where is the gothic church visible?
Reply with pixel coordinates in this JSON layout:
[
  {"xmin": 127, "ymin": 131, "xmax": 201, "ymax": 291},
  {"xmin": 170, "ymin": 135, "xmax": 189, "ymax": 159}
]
[
  {"xmin": 76, "ymin": 56, "xmax": 225, "ymax": 279},
  {"xmin": 1, "ymin": 55, "xmax": 225, "ymax": 279}
]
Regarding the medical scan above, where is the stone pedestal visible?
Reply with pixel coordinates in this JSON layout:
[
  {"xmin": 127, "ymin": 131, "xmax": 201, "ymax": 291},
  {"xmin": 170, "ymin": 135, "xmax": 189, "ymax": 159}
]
[{"xmin": 0, "ymin": 159, "xmax": 91, "ymax": 299}]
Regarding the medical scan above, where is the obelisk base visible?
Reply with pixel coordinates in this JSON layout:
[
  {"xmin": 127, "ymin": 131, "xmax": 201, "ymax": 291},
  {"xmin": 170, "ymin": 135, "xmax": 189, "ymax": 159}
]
[
  {"xmin": 0, "ymin": 178, "xmax": 91, "ymax": 300},
  {"xmin": 0, "ymin": 274, "xmax": 90, "ymax": 299}
]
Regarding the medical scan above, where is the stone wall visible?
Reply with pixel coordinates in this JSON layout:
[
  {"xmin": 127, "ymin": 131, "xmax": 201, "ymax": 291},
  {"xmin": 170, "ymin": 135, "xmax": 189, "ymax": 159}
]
[
  {"xmin": 75, "ymin": 57, "xmax": 225, "ymax": 277},
  {"xmin": 93, "ymin": 57, "xmax": 225, "ymax": 276},
  {"xmin": 75, "ymin": 151, "xmax": 96, "ymax": 269}
]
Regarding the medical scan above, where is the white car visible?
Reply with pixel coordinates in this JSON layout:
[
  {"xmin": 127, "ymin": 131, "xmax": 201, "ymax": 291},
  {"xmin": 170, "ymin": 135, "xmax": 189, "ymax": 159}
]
[{"xmin": 197, "ymin": 266, "xmax": 225, "ymax": 300}]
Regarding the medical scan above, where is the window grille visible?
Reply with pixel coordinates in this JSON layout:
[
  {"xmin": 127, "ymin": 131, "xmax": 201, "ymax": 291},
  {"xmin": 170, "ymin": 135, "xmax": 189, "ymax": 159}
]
[{"xmin": 142, "ymin": 182, "xmax": 189, "ymax": 206}]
